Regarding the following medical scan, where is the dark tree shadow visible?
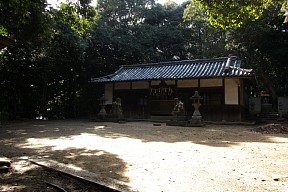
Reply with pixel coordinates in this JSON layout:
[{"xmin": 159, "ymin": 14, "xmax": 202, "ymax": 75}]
[
  {"xmin": 1, "ymin": 119, "xmax": 287, "ymax": 148},
  {"xmin": 1, "ymin": 120, "xmax": 287, "ymax": 192},
  {"xmin": 84, "ymin": 121, "xmax": 288, "ymax": 147},
  {"xmin": 0, "ymin": 120, "xmax": 133, "ymax": 191}
]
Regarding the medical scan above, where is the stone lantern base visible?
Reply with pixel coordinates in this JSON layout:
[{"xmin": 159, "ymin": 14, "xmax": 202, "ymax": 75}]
[
  {"xmin": 188, "ymin": 115, "xmax": 204, "ymax": 127},
  {"xmin": 97, "ymin": 104, "xmax": 107, "ymax": 120}
]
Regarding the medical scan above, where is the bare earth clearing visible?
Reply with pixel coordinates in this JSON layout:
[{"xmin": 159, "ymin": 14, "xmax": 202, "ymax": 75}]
[{"xmin": 1, "ymin": 120, "xmax": 288, "ymax": 192}]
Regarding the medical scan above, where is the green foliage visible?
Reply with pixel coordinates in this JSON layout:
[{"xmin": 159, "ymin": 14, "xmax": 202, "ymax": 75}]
[
  {"xmin": 1, "ymin": 0, "xmax": 287, "ymax": 120},
  {"xmin": 183, "ymin": 1, "xmax": 228, "ymax": 58},
  {"xmin": 57, "ymin": 1, "xmax": 98, "ymax": 35},
  {"xmin": 226, "ymin": 2, "xmax": 288, "ymax": 98},
  {"xmin": 183, "ymin": 0, "xmax": 286, "ymax": 29},
  {"xmin": 0, "ymin": 26, "xmax": 8, "ymax": 36},
  {"xmin": 40, "ymin": 2, "xmax": 96, "ymax": 118},
  {"xmin": 0, "ymin": 0, "xmax": 47, "ymax": 37},
  {"xmin": 46, "ymin": 19, "xmax": 86, "ymax": 118},
  {"xmin": 0, "ymin": 0, "xmax": 95, "ymax": 119},
  {"xmin": 0, "ymin": 0, "xmax": 51, "ymax": 119}
]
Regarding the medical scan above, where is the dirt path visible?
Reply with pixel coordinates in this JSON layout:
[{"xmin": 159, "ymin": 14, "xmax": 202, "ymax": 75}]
[{"xmin": 1, "ymin": 120, "xmax": 288, "ymax": 191}]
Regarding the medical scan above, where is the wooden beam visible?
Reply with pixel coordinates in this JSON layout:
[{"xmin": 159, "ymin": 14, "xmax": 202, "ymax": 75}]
[{"xmin": 30, "ymin": 157, "xmax": 139, "ymax": 192}]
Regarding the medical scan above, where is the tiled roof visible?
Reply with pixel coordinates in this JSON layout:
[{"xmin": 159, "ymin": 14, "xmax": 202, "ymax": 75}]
[{"xmin": 91, "ymin": 57, "xmax": 254, "ymax": 83}]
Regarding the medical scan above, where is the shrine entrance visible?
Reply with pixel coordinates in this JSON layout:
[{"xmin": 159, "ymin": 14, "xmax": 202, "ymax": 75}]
[{"xmin": 150, "ymin": 80, "xmax": 176, "ymax": 115}]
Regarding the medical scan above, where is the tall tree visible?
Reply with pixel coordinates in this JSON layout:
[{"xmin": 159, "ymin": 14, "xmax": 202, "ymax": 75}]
[
  {"xmin": 43, "ymin": 2, "xmax": 97, "ymax": 118},
  {"xmin": 87, "ymin": 0, "xmax": 192, "ymax": 68},
  {"xmin": 184, "ymin": 0, "xmax": 288, "ymax": 29},
  {"xmin": 0, "ymin": 0, "xmax": 98, "ymax": 119},
  {"xmin": 0, "ymin": 0, "xmax": 50, "ymax": 119},
  {"xmin": 85, "ymin": 0, "xmax": 158, "ymax": 78},
  {"xmin": 0, "ymin": 0, "xmax": 47, "ymax": 37},
  {"xmin": 226, "ymin": 2, "xmax": 288, "ymax": 102},
  {"xmin": 57, "ymin": 0, "xmax": 98, "ymax": 35},
  {"xmin": 183, "ymin": 1, "xmax": 227, "ymax": 58}
]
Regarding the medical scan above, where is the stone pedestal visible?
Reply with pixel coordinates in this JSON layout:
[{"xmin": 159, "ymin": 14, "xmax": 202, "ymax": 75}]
[
  {"xmin": 97, "ymin": 95, "xmax": 107, "ymax": 119},
  {"xmin": 188, "ymin": 91, "xmax": 204, "ymax": 127},
  {"xmin": 98, "ymin": 104, "xmax": 107, "ymax": 117},
  {"xmin": 188, "ymin": 116, "xmax": 204, "ymax": 126}
]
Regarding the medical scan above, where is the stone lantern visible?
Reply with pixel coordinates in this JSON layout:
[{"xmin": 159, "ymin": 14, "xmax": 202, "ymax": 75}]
[
  {"xmin": 189, "ymin": 91, "xmax": 204, "ymax": 126},
  {"xmin": 97, "ymin": 94, "xmax": 107, "ymax": 118}
]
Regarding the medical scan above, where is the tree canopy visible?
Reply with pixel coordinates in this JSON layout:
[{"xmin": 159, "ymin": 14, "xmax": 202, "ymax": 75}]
[
  {"xmin": 184, "ymin": 0, "xmax": 288, "ymax": 29},
  {"xmin": 0, "ymin": 0, "xmax": 287, "ymax": 120}
]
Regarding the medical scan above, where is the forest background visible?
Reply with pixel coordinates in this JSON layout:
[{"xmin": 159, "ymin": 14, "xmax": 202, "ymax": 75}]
[{"xmin": 0, "ymin": 0, "xmax": 287, "ymax": 120}]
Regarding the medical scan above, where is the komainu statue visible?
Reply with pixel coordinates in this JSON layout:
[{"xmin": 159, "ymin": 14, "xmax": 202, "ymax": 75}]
[{"xmin": 172, "ymin": 98, "xmax": 185, "ymax": 116}]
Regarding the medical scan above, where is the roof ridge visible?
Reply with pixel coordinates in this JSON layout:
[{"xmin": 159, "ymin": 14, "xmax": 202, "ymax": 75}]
[
  {"xmin": 90, "ymin": 56, "xmax": 255, "ymax": 83},
  {"xmin": 120, "ymin": 57, "xmax": 236, "ymax": 69},
  {"xmin": 229, "ymin": 66, "xmax": 253, "ymax": 72}
]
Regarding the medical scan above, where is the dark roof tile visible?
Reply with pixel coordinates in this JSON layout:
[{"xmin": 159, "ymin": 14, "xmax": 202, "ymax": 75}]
[{"xmin": 91, "ymin": 57, "xmax": 254, "ymax": 83}]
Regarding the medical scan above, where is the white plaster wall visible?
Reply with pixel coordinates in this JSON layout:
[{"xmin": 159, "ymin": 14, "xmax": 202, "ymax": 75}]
[
  {"xmin": 200, "ymin": 79, "xmax": 222, "ymax": 87},
  {"xmin": 225, "ymin": 79, "xmax": 239, "ymax": 105},
  {"xmin": 132, "ymin": 81, "xmax": 149, "ymax": 89},
  {"xmin": 104, "ymin": 83, "xmax": 113, "ymax": 104},
  {"xmin": 114, "ymin": 82, "xmax": 130, "ymax": 90},
  {"xmin": 177, "ymin": 79, "xmax": 198, "ymax": 88}
]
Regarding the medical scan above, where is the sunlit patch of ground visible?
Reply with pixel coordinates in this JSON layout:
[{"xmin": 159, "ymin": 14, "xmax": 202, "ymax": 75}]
[
  {"xmin": 0, "ymin": 185, "xmax": 26, "ymax": 191},
  {"xmin": 2, "ymin": 121, "xmax": 288, "ymax": 191}
]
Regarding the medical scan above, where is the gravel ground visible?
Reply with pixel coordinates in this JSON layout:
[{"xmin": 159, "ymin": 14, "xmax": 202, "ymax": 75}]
[{"xmin": 1, "ymin": 120, "xmax": 288, "ymax": 192}]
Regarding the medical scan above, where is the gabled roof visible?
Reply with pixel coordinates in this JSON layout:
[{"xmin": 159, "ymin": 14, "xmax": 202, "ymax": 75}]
[{"xmin": 91, "ymin": 56, "xmax": 254, "ymax": 83}]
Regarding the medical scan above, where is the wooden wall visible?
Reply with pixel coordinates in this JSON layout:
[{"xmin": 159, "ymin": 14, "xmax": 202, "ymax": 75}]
[{"xmin": 105, "ymin": 78, "xmax": 245, "ymax": 121}]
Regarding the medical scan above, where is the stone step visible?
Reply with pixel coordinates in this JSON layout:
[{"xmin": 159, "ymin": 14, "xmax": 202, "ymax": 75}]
[
  {"xmin": 30, "ymin": 157, "xmax": 139, "ymax": 192},
  {"xmin": 150, "ymin": 115, "xmax": 172, "ymax": 121},
  {"xmin": 259, "ymin": 113, "xmax": 279, "ymax": 118},
  {"xmin": 259, "ymin": 112, "xmax": 280, "ymax": 121}
]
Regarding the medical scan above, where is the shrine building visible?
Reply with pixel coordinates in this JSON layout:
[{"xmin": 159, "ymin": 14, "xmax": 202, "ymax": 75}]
[{"xmin": 91, "ymin": 56, "xmax": 255, "ymax": 121}]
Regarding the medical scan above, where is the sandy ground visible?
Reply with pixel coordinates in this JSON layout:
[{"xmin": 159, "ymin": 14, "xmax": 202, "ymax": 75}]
[{"xmin": 1, "ymin": 120, "xmax": 288, "ymax": 192}]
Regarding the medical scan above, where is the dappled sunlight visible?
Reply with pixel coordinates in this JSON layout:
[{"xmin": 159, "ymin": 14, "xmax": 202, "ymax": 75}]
[
  {"xmin": 0, "ymin": 185, "xmax": 12, "ymax": 191},
  {"xmin": 6, "ymin": 129, "xmax": 28, "ymax": 135},
  {"xmin": 65, "ymin": 164, "xmax": 83, "ymax": 171},
  {"xmin": 12, "ymin": 156, "xmax": 39, "ymax": 174},
  {"xmin": 24, "ymin": 136, "xmax": 76, "ymax": 150},
  {"xmin": 91, "ymin": 125, "xmax": 106, "ymax": 130},
  {"xmin": 17, "ymin": 130, "xmax": 287, "ymax": 191},
  {"xmin": 79, "ymin": 151, "xmax": 105, "ymax": 156},
  {"xmin": 0, "ymin": 185, "xmax": 26, "ymax": 191},
  {"xmin": 0, "ymin": 156, "xmax": 46, "ymax": 192},
  {"xmin": 3, "ymin": 121, "xmax": 288, "ymax": 191},
  {"xmin": 266, "ymin": 136, "xmax": 288, "ymax": 143},
  {"xmin": 39, "ymin": 128, "xmax": 60, "ymax": 133}
]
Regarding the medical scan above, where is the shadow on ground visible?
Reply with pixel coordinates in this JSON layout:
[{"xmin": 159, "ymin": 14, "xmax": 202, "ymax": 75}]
[
  {"xmin": 1, "ymin": 120, "xmax": 287, "ymax": 148},
  {"xmin": 1, "ymin": 120, "xmax": 288, "ymax": 191}
]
